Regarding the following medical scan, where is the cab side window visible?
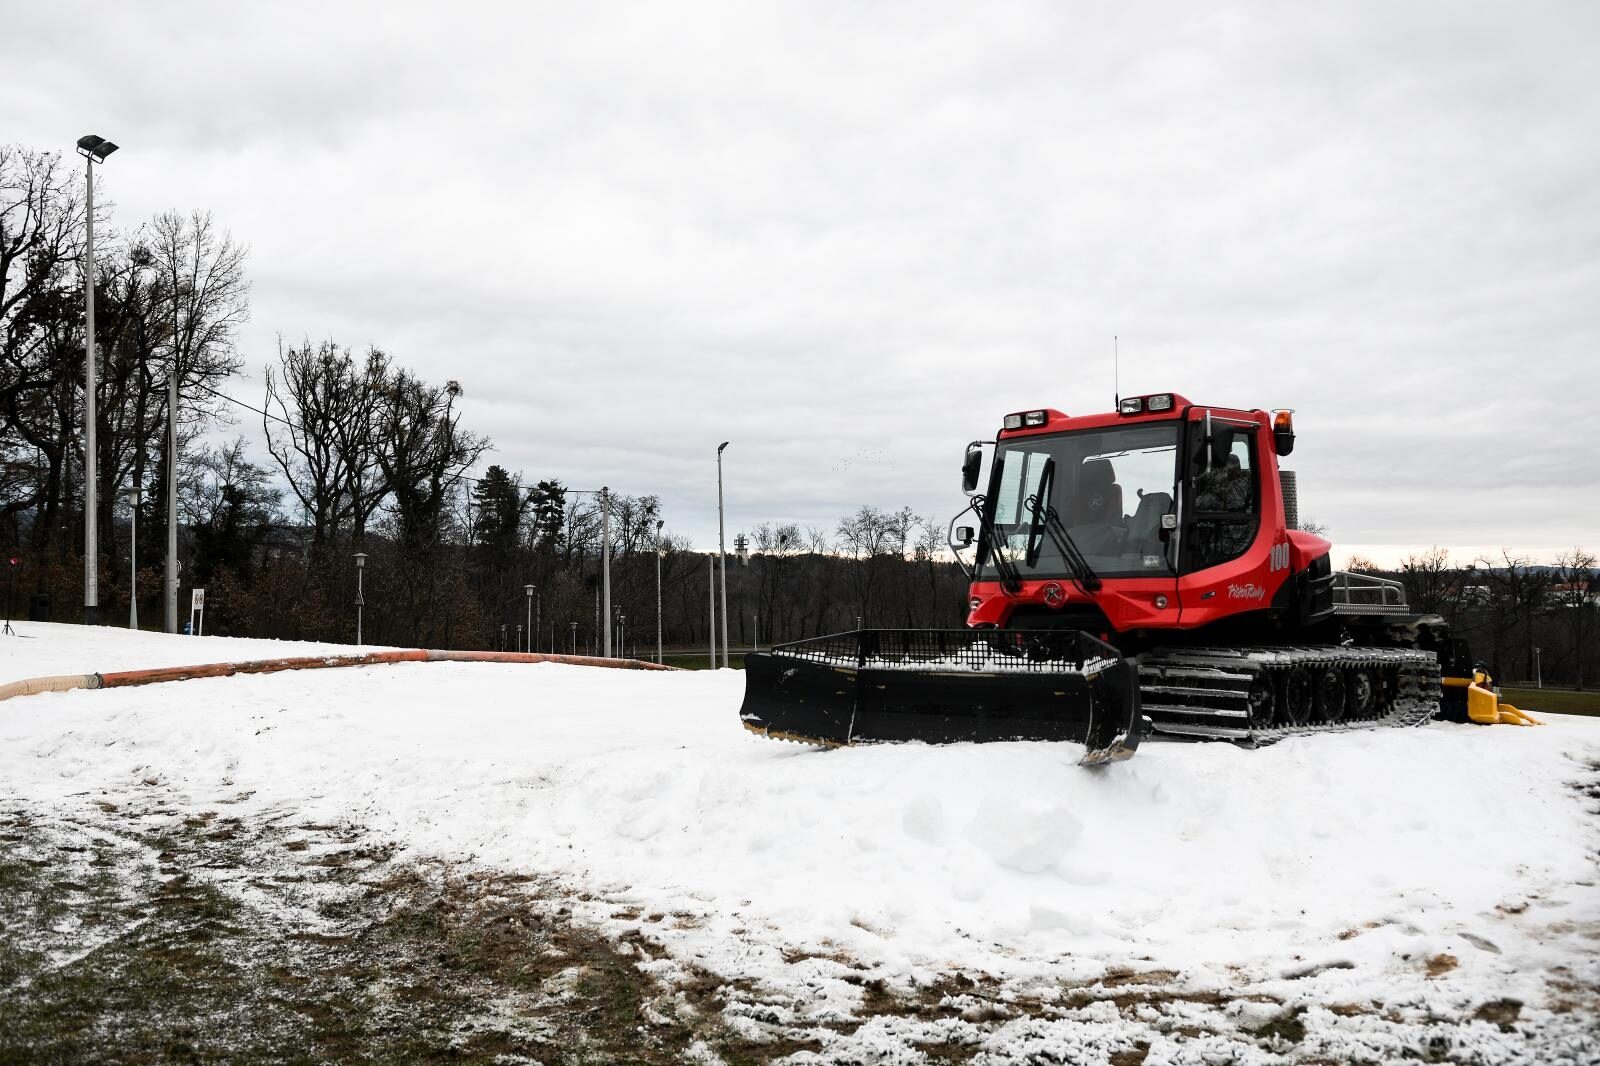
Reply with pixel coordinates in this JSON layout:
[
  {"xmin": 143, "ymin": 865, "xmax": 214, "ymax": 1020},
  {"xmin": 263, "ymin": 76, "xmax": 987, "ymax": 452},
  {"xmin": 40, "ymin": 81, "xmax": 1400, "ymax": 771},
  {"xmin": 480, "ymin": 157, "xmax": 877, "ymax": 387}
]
[{"xmin": 1186, "ymin": 428, "xmax": 1258, "ymax": 571}]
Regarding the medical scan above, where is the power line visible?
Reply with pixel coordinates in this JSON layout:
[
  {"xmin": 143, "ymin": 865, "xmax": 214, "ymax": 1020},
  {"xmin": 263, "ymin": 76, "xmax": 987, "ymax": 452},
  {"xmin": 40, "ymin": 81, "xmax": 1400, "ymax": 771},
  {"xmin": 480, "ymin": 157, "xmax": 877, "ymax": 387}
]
[
  {"xmin": 190, "ymin": 380, "xmax": 493, "ymax": 488},
  {"xmin": 190, "ymin": 381, "xmax": 603, "ymax": 497}
]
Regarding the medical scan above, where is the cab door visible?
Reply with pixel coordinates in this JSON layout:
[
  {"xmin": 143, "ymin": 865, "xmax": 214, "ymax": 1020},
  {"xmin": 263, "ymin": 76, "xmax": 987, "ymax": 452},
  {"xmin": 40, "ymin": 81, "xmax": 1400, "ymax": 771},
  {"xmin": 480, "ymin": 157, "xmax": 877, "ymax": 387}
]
[{"xmin": 1180, "ymin": 417, "xmax": 1261, "ymax": 576}]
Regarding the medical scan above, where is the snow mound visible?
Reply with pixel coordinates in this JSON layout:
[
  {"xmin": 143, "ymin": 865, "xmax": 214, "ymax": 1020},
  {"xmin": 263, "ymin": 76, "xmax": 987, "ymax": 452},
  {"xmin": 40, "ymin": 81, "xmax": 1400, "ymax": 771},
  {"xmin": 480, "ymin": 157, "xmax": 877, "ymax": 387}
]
[{"xmin": 3, "ymin": 623, "xmax": 1598, "ymax": 1033}]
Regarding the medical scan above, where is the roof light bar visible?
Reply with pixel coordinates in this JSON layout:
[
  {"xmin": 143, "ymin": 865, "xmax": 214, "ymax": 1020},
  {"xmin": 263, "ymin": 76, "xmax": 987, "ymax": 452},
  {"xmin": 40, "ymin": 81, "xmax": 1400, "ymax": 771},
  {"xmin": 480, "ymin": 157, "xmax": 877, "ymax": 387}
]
[{"xmin": 1002, "ymin": 410, "xmax": 1050, "ymax": 430}]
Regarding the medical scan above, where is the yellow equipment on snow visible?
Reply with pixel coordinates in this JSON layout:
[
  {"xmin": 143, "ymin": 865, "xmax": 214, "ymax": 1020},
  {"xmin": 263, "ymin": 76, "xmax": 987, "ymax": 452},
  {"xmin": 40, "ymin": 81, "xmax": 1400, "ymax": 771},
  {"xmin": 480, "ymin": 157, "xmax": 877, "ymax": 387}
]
[{"xmin": 1441, "ymin": 669, "xmax": 1543, "ymax": 726}]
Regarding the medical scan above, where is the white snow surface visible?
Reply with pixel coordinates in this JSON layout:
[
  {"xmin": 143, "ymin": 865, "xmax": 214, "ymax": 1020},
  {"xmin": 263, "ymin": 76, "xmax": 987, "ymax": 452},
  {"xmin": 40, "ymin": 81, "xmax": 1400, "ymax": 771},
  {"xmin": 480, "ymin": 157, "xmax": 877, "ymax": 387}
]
[{"xmin": 4, "ymin": 623, "xmax": 1599, "ymax": 1062}]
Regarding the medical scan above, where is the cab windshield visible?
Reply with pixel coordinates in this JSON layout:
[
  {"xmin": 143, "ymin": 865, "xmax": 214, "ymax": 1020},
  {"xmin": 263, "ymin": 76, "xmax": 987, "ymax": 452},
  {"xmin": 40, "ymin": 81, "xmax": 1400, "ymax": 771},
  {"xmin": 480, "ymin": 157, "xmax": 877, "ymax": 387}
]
[{"xmin": 976, "ymin": 423, "xmax": 1179, "ymax": 580}]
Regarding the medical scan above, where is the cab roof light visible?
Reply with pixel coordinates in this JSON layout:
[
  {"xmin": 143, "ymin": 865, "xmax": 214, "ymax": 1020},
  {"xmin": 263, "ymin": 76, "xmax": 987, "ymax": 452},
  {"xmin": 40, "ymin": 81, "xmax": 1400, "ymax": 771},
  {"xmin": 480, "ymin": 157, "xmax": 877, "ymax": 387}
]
[
  {"xmin": 1145, "ymin": 393, "xmax": 1174, "ymax": 412},
  {"xmin": 1003, "ymin": 410, "xmax": 1049, "ymax": 430},
  {"xmin": 1273, "ymin": 409, "xmax": 1294, "ymax": 431},
  {"xmin": 1118, "ymin": 397, "xmax": 1143, "ymax": 416}
]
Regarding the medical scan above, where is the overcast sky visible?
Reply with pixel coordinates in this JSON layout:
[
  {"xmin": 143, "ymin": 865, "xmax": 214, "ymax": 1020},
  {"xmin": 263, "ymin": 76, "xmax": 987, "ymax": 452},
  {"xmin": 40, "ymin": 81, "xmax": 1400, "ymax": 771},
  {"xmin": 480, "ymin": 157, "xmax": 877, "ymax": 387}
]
[{"xmin": 9, "ymin": 1, "xmax": 1597, "ymax": 566}]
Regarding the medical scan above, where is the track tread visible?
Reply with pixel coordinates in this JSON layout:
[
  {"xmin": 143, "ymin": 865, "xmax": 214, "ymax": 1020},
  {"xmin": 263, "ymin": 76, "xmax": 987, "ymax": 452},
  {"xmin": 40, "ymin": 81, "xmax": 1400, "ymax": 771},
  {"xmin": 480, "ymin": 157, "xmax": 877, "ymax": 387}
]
[{"xmin": 1138, "ymin": 644, "xmax": 1440, "ymax": 745}]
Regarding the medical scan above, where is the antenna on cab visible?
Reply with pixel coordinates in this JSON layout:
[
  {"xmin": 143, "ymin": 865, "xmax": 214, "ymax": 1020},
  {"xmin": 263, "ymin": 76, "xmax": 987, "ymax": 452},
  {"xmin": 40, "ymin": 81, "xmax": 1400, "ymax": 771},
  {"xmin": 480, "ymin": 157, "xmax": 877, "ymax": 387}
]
[{"xmin": 1114, "ymin": 335, "xmax": 1120, "ymax": 408}]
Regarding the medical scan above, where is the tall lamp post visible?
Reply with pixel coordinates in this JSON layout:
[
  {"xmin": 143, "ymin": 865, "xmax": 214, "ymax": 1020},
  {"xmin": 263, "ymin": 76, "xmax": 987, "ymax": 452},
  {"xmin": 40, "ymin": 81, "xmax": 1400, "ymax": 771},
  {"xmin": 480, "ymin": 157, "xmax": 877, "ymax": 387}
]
[
  {"xmin": 77, "ymin": 134, "xmax": 119, "ymax": 625},
  {"xmin": 600, "ymin": 486, "xmax": 612, "ymax": 657},
  {"xmin": 716, "ymin": 442, "xmax": 729, "ymax": 668},
  {"xmin": 524, "ymin": 583, "xmax": 537, "ymax": 653},
  {"xmin": 122, "ymin": 485, "xmax": 141, "ymax": 629},
  {"xmin": 353, "ymin": 551, "xmax": 367, "ymax": 645},
  {"xmin": 654, "ymin": 518, "xmax": 664, "ymax": 664},
  {"xmin": 164, "ymin": 287, "xmax": 181, "ymax": 634}
]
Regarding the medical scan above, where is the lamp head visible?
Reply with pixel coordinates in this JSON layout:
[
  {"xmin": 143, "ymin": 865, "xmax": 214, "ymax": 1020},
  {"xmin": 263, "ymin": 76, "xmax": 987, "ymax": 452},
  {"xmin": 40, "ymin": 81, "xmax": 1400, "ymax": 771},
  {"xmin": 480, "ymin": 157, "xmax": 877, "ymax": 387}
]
[
  {"xmin": 717, "ymin": 441, "xmax": 729, "ymax": 455},
  {"xmin": 76, "ymin": 135, "xmax": 119, "ymax": 161},
  {"xmin": 353, "ymin": 552, "xmax": 368, "ymax": 568}
]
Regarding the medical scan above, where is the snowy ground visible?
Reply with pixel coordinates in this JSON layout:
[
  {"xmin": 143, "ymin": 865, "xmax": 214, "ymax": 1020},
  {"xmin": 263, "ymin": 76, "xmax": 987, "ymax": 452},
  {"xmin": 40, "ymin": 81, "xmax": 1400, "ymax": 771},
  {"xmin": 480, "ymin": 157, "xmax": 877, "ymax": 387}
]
[{"xmin": 3, "ymin": 623, "xmax": 1598, "ymax": 1064}]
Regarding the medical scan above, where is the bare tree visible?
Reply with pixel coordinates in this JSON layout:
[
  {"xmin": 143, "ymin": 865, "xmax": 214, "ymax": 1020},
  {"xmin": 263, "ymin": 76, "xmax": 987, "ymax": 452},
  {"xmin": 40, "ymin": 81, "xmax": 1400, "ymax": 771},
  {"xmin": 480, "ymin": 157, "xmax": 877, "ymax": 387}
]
[
  {"xmin": 1399, "ymin": 546, "xmax": 1453, "ymax": 614},
  {"xmin": 1552, "ymin": 547, "xmax": 1597, "ymax": 690},
  {"xmin": 374, "ymin": 369, "xmax": 487, "ymax": 643},
  {"xmin": 0, "ymin": 146, "xmax": 85, "ymax": 545},
  {"xmin": 263, "ymin": 339, "xmax": 385, "ymax": 549}
]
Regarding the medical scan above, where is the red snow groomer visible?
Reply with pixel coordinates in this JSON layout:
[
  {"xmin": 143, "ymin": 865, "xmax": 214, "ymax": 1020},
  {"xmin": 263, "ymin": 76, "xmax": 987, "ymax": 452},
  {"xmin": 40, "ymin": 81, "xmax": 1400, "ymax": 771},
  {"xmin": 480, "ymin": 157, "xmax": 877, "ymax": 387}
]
[{"xmin": 739, "ymin": 393, "xmax": 1537, "ymax": 764}]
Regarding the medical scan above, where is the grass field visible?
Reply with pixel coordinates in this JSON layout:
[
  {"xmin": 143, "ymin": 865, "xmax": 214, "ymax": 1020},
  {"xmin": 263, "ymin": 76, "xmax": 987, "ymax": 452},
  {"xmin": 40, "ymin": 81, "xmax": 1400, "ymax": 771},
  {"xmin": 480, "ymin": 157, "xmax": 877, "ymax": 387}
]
[{"xmin": 1500, "ymin": 686, "xmax": 1600, "ymax": 718}]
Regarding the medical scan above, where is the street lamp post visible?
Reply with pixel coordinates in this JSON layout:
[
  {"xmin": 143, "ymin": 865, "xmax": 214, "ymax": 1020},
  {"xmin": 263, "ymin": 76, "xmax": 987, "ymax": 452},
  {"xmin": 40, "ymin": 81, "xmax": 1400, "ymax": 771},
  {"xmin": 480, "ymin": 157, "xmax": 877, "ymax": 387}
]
[
  {"xmin": 122, "ymin": 485, "xmax": 141, "ymax": 629},
  {"xmin": 524, "ymin": 584, "xmax": 536, "ymax": 653},
  {"xmin": 164, "ymin": 290, "xmax": 180, "ymax": 634},
  {"xmin": 77, "ymin": 134, "xmax": 119, "ymax": 625},
  {"xmin": 619, "ymin": 614, "xmax": 626, "ymax": 660},
  {"xmin": 716, "ymin": 442, "xmax": 729, "ymax": 668},
  {"xmin": 569, "ymin": 620, "xmax": 577, "ymax": 655},
  {"xmin": 353, "ymin": 552, "xmax": 367, "ymax": 645},
  {"xmin": 655, "ymin": 518, "xmax": 664, "ymax": 664},
  {"xmin": 601, "ymin": 486, "xmax": 612, "ymax": 656}
]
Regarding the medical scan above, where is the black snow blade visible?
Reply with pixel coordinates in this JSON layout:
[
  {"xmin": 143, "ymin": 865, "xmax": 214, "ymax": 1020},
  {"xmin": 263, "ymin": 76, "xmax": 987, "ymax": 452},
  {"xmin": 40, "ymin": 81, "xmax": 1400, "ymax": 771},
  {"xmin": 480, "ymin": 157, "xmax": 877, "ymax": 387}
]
[{"xmin": 739, "ymin": 630, "xmax": 1144, "ymax": 765}]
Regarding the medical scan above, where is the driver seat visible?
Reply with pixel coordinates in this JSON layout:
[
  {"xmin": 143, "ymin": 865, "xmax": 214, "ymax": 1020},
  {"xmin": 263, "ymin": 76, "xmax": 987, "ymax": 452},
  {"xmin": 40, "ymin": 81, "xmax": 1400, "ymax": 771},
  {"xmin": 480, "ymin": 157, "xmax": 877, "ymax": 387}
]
[{"xmin": 1071, "ymin": 459, "xmax": 1122, "ymax": 525}]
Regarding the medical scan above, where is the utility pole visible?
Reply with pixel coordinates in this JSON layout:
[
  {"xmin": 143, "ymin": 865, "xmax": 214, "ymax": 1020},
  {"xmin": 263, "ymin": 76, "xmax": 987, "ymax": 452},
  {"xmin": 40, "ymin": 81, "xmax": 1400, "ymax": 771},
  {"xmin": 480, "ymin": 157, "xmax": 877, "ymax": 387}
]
[
  {"xmin": 655, "ymin": 519, "xmax": 664, "ymax": 664},
  {"xmin": 717, "ymin": 442, "xmax": 729, "ymax": 668},
  {"xmin": 708, "ymin": 554, "xmax": 716, "ymax": 669},
  {"xmin": 601, "ymin": 486, "xmax": 611, "ymax": 657},
  {"xmin": 165, "ymin": 305, "xmax": 179, "ymax": 633}
]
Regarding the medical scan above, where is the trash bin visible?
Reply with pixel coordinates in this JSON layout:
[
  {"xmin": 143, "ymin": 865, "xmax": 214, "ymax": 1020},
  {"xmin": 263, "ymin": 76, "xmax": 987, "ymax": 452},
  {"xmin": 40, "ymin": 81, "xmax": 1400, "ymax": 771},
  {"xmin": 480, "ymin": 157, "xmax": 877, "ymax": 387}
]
[{"xmin": 28, "ymin": 592, "xmax": 50, "ymax": 622}]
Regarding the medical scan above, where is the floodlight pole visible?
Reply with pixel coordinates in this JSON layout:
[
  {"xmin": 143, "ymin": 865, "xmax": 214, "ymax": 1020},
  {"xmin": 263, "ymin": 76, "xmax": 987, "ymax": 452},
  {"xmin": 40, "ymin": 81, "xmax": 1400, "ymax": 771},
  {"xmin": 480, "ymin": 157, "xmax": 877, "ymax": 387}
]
[
  {"xmin": 600, "ymin": 486, "xmax": 612, "ymax": 657},
  {"xmin": 717, "ymin": 442, "xmax": 729, "ymax": 668},
  {"xmin": 82, "ymin": 149, "xmax": 101, "ymax": 622},
  {"xmin": 165, "ymin": 306, "xmax": 179, "ymax": 633},
  {"xmin": 655, "ymin": 518, "xmax": 664, "ymax": 664}
]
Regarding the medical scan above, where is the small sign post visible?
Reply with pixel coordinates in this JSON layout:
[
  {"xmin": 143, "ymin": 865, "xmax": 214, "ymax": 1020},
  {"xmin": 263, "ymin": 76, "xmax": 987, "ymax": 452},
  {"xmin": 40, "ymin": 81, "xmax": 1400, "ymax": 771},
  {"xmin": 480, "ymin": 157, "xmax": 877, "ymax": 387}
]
[{"xmin": 190, "ymin": 587, "xmax": 206, "ymax": 637}]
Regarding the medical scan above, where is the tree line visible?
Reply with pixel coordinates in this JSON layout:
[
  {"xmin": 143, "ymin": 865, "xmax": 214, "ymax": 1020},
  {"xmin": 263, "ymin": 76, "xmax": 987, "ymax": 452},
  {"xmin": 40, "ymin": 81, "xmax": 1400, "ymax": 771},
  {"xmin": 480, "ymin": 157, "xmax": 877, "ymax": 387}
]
[
  {"xmin": 1351, "ymin": 547, "xmax": 1598, "ymax": 690},
  {"xmin": 1, "ymin": 142, "xmax": 969, "ymax": 652}
]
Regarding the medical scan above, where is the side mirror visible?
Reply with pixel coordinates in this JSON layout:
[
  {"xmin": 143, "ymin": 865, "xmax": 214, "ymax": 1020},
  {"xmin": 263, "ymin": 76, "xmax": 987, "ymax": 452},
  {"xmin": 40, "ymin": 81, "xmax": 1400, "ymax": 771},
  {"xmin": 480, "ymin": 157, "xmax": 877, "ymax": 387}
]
[
  {"xmin": 954, "ymin": 525, "xmax": 974, "ymax": 548},
  {"xmin": 961, "ymin": 445, "xmax": 983, "ymax": 494}
]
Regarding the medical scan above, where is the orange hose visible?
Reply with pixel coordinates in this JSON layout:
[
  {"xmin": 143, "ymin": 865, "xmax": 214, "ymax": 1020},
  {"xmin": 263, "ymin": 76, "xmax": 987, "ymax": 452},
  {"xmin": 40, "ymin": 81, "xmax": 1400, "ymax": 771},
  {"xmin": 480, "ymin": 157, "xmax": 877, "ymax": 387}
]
[{"xmin": 1, "ymin": 647, "xmax": 677, "ymax": 705}]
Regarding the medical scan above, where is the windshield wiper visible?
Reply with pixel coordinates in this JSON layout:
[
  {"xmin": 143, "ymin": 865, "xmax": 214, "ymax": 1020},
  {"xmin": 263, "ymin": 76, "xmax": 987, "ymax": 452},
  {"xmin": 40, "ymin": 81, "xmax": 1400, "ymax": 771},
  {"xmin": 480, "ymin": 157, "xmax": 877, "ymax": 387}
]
[
  {"xmin": 1024, "ymin": 494, "xmax": 1103, "ymax": 594},
  {"xmin": 973, "ymin": 493, "xmax": 1022, "ymax": 594}
]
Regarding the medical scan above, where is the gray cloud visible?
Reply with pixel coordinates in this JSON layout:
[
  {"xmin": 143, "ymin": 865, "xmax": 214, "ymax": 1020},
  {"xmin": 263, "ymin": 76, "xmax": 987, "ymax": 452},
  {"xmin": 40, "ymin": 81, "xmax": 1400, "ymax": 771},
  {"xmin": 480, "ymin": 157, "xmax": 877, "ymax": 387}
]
[{"xmin": 8, "ymin": 0, "xmax": 1596, "ymax": 564}]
